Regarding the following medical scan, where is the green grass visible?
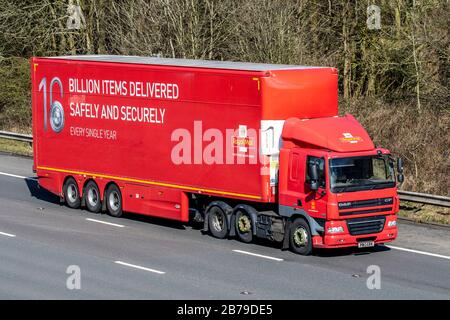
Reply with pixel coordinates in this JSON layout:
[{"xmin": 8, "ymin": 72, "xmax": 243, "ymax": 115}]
[
  {"xmin": 399, "ymin": 202, "xmax": 450, "ymax": 226},
  {"xmin": 0, "ymin": 137, "xmax": 33, "ymax": 157}
]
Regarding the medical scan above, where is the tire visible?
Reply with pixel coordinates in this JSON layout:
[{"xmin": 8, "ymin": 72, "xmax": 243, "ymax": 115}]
[
  {"xmin": 105, "ymin": 184, "xmax": 122, "ymax": 218},
  {"xmin": 289, "ymin": 218, "xmax": 313, "ymax": 255},
  {"xmin": 84, "ymin": 181, "xmax": 102, "ymax": 213},
  {"xmin": 63, "ymin": 177, "xmax": 81, "ymax": 209},
  {"xmin": 208, "ymin": 206, "xmax": 229, "ymax": 239},
  {"xmin": 235, "ymin": 209, "xmax": 253, "ymax": 243}
]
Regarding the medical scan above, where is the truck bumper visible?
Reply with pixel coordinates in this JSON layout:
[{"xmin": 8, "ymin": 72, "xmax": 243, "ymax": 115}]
[{"xmin": 312, "ymin": 219, "xmax": 398, "ymax": 249}]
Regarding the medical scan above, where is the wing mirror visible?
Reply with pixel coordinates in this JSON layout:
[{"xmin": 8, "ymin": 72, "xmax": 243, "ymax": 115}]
[
  {"xmin": 309, "ymin": 163, "xmax": 319, "ymax": 191},
  {"xmin": 397, "ymin": 158, "xmax": 404, "ymax": 184}
]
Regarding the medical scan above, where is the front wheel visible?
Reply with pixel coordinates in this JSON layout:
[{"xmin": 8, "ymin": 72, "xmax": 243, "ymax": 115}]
[
  {"xmin": 235, "ymin": 210, "xmax": 253, "ymax": 243},
  {"xmin": 289, "ymin": 218, "xmax": 313, "ymax": 256}
]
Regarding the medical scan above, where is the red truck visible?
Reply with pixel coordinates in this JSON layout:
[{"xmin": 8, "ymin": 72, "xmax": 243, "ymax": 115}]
[{"xmin": 31, "ymin": 55, "xmax": 403, "ymax": 255}]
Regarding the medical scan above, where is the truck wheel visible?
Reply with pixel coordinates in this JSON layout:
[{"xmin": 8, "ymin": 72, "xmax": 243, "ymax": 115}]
[
  {"xmin": 208, "ymin": 206, "xmax": 229, "ymax": 239},
  {"xmin": 105, "ymin": 184, "xmax": 122, "ymax": 218},
  {"xmin": 63, "ymin": 177, "xmax": 80, "ymax": 209},
  {"xmin": 289, "ymin": 218, "xmax": 313, "ymax": 256},
  {"xmin": 84, "ymin": 181, "xmax": 102, "ymax": 213},
  {"xmin": 235, "ymin": 210, "xmax": 253, "ymax": 243}
]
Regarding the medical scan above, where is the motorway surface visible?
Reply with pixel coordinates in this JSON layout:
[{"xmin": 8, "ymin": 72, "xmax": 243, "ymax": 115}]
[{"xmin": 0, "ymin": 153, "xmax": 449, "ymax": 299}]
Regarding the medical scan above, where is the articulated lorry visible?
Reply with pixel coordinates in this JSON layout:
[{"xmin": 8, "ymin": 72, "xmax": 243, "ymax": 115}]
[{"xmin": 31, "ymin": 55, "xmax": 403, "ymax": 255}]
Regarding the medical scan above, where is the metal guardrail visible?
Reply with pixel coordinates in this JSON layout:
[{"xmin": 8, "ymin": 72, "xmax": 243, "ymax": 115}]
[
  {"xmin": 398, "ymin": 191, "xmax": 450, "ymax": 208},
  {"xmin": 0, "ymin": 130, "xmax": 33, "ymax": 143},
  {"xmin": 1, "ymin": 131, "xmax": 449, "ymax": 207}
]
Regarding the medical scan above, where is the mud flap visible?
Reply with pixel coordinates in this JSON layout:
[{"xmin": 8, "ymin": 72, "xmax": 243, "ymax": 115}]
[
  {"xmin": 282, "ymin": 219, "xmax": 291, "ymax": 250},
  {"xmin": 203, "ymin": 211, "xmax": 209, "ymax": 232},
  {"xmin": 229, "ymin": 214, "xmax": 236, "ymax": 237}
]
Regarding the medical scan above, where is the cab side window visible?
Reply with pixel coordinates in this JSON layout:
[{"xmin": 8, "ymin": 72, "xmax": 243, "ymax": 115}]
[{"xmin": 306, "ymin": 156, "xmax": 325, "ymax": 188}]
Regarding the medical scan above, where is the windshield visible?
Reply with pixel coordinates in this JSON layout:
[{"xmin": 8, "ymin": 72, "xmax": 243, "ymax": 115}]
[{"xmin": 329, "ymin": 155, "xmax": 395, "ymax": 193}]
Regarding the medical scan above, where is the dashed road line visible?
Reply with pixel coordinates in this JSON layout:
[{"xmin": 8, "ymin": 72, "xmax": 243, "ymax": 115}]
[
  {"xmin": 387, "ymin": 245, "xmax": 450, "ymax": 261},
  {"xmin": 0, "ymin": 231, "xmax": 16, "ymax": 238},
  {"xmin": 233, "ymin": 249, "xmax": 284, "ymax": 262},
  {"xmin": 114, "ymin": 261, "xmax": 166, "ymax": 275},
  {"xmin": 86, "ymin": 218, "xmax": 125, "ymax": 228},
  {"xmin": 0, "ymin": 171, "xmax": 36, "ymax": 180}
]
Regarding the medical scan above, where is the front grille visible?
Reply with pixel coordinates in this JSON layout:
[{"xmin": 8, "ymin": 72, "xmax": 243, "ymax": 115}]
[
  {"xmin": 339, "ymin": 197, "xmax": 393, "ymax": 210},
  {"xmin": 347, "ymin": 216, "xmax": 386, "ymax": 236},
  {"xmin": 339, "ymin": 197, "xmax": 393, "ymax": 216},
  {"xmin": 340, "ymin": 207, "xmax": 393, "ymax": 216}
]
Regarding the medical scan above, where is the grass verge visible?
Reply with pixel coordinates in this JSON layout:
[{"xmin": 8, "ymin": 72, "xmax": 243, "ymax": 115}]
[
  {"xmin": 399, "ymin": 202, "xmax": 450, "ymax": 226},
  {"xmin": 0, "ymin": 137, "xmax": 32, "ymax": 157}
]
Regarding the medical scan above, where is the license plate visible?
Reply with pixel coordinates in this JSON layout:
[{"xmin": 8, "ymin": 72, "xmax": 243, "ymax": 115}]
[{"xmin": 358, "ymin": 241, "xmax": 375, "ymax": 248}]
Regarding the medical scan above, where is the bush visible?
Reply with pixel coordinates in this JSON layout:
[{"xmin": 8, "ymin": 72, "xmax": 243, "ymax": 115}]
[{"xmin": 0, "ymin": 57, "xmax": 31, "ymax": 132}]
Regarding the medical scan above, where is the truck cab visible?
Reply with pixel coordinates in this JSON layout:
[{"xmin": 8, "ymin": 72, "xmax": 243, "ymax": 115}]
[{"xmin": 278, "ymin": 114, "xmax": 401, "ymax": 254}]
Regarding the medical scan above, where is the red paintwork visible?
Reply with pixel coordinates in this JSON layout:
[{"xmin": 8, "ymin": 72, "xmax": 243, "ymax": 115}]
[
  {"xmin": 261, "ymin": 68, "xmax": 338, "ymax": 120},
  {"xmin": 282, "ymin": 115, "xmax": 375, "ymax": 152}
]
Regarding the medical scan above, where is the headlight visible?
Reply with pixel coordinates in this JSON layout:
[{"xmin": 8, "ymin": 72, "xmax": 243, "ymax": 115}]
[
  {"xmin": 327, "ymin": 226, "xmax": 345, "ymax": 234},
  {"xmin": 388, "ymin": 220, "xmax": 397, "ymax": 227}
]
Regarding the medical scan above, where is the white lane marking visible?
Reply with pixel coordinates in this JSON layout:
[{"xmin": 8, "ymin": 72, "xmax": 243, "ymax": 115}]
[
  {"xmin": 387, "ymin": 245, "xmax": 450, "ymax": 261},
  {"xmin": 233, "ymin": 250, "xmax": 284, "ymax": 262},
  {"xmin": 0, "ymin": 171, "xmax": 36, "ymax": 180},
  {"xmin": 114, "ymin": 261, "xmax": 166, "ymax": 275},
  {"xmin": 86, "ymin": 218, "xmax": 124, "ymax": 228},
  {"xmin": 0, "ymin": 231, "xmax": 16, "ymax": 238}
]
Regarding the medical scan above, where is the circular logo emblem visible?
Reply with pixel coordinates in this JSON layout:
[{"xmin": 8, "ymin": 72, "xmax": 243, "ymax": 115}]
[{"xmin": 50, "ymin": 101, "xmax": 65, "ymax": 133}]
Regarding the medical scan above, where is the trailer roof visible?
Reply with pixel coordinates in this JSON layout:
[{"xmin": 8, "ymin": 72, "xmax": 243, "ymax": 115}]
[{"xmin": 49, "ymin": 55, "xmax": 326, "ymax": 72}]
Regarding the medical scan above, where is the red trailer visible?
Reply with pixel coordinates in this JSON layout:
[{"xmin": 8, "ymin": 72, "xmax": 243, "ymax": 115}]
[{"xmin": 31, "ymin": 55, "xmax": 401, "ymax": 255}]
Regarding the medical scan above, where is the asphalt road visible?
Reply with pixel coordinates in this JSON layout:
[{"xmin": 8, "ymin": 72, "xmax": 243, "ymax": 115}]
[{"xmin": 0, "ymin": 153, "xmax": 449, "ymax": 299}]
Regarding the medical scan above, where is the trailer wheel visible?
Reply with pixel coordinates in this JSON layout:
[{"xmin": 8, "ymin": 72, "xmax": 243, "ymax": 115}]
[
  {"xmin": 235, "ymin": 210, "xmax": 253, "ymax": 243},
  {"xmin": 84, "ymin": 181, "xmax": 102, "ymax": 213},
  {"xmin": 289, "ymin": 218, "xmax": 313, "ymax": 256},
  {"xmin": 63, "ymin": 177, "xmax": 80, "ymax": 209},
  {"xmin": 105, "ymin": 184, "xmax": 122, "ymax": 218},
  {"xmin": 208, "ymin": 206, "xmax": 229, "ymax": 239}
]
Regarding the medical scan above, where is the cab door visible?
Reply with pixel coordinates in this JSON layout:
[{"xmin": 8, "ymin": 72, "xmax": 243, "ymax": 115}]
[
  {"xmin": 304, "ymin": 154, "xmax": 328, "ymax": 219},
  {"xmin": 278, "ymin": 147, "xmax": 307, "ymax": 210},
  {"xmin": 279, "ymin": 148, "xmax": 328, "ymax": 220}
]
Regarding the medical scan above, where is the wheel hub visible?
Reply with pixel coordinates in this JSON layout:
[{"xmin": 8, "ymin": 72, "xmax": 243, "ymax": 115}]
[
  {"xmin": 109, "ymin": 191, "xmax": 120, "ymax": 211},
  {"xmin": 67, "ymin": 184, "xmax": 77, "ymax": 202},
  {"xmin": 293, "ymin": 227, "xmax": 308, "ymax": 247},
  {"xmin": 212, "ymin": 212, "xmax": 224, "ymax": 231},
  {"xmin": 88, "ymin": 188, "xmax": 98, "ymax": 205},
  {"xmin": 238, "ymin": 215, "xmax": 251, "ymax": 233}
]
